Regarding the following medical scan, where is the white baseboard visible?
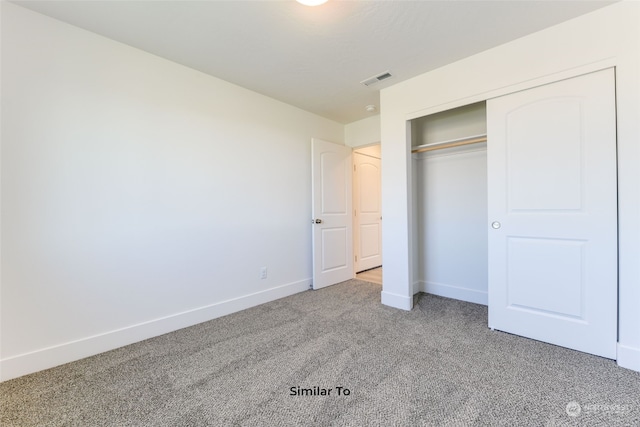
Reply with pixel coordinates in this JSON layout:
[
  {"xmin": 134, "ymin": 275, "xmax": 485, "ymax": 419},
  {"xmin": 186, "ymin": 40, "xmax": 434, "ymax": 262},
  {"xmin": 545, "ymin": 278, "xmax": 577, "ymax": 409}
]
[
  {"xmin": 381, "ymin": 291, "xmax": 413, "ymax": 310},
  {"xmin": 0, "ymin": 279, "xmax": 310, "ymax": 382},
  {"xmin": 617, "ymin": 343, "xmax": 640, "ymax": 373},
  {"xmin": 415, "ymin": 280, "xmax": 488, "ymax": 306}
]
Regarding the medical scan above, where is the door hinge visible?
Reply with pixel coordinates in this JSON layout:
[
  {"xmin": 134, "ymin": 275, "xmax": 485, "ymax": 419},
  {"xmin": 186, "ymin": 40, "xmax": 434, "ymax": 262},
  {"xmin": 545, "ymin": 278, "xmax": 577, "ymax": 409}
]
[
  {"xmin": 354, "ymin": 164, "xmax": 356, "ymax": 172},
  {"xmin": 354, "ymin": 209, "xmax": 357, "ymax": 216},
  {"xmin": 355, "ymin": 255, "xmax": 358, "ymax": 262}
]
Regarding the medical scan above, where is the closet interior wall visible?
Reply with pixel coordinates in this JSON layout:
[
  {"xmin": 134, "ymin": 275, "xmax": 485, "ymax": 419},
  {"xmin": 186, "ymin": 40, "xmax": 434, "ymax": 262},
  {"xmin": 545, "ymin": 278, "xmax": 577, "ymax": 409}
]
[{"xmin": 411, "ymin": 102, "xmax": 489, "ymax": 305}]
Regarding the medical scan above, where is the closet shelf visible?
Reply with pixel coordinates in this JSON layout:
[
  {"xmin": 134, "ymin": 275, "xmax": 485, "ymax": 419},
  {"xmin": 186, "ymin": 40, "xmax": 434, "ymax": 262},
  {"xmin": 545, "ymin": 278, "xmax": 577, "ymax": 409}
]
[{"xmin": 411, "ymin": 133, "xmax": 487, "ymax": 154}]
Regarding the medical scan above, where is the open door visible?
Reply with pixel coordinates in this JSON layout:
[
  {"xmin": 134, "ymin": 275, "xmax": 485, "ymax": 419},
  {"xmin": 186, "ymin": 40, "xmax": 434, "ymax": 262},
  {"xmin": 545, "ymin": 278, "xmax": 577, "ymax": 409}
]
[
  {"xmin": 353, "ymin": 150, "xmax": 382, "ymax": 273},
  {"xmin": 311, "ymin": 138, "xmax": 353, "ymax": 289},
  {"xmin": 487, "ymin": 69, "xmax": 617, "ymax": 358}
]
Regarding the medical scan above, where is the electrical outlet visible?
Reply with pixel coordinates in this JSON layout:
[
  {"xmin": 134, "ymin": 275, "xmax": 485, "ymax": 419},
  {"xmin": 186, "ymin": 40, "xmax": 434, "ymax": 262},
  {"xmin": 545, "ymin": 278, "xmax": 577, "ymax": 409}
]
[{"xmin": 260, "ymin": 267, "xmax": 268, "ymax": 280}]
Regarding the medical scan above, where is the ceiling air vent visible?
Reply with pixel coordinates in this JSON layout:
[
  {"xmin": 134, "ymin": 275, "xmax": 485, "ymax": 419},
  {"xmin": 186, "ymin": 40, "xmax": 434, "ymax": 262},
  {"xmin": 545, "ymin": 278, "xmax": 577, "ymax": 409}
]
[{"xmin": 360, "ymin": 71, "xmax": 393, "ymax": 87}]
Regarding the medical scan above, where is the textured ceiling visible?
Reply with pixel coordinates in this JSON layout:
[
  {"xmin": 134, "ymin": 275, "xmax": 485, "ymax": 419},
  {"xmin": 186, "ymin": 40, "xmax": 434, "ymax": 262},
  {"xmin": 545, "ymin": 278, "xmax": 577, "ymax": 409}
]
[{"xmin": 12, "ymin": 0, "xmax": 615, "ymax": 124}]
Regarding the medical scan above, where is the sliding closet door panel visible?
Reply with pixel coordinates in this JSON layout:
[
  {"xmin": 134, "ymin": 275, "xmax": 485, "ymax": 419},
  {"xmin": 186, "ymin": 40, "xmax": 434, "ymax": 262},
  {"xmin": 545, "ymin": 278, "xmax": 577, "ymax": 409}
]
[{"xmin": 487, "ymin": 68, "xmax": 617, "ymax": 359}]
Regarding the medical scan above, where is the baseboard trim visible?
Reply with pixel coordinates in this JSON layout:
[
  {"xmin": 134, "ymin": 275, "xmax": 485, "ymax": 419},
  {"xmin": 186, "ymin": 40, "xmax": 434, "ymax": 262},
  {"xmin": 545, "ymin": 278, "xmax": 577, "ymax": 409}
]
[
  {"xmin": 415, "ymin": 280, "xmax": 488, "ymax": 306},
  {"xmin": 617, "ymin": 343, "xmax": 640, "ymax": 373},
  {"xmin": 0, "ymin": 279, "xmax": 310, "ymax": 382},
  {"xmin": 381, "ymin": 291, "xmax": 413, "ymax": 310}
]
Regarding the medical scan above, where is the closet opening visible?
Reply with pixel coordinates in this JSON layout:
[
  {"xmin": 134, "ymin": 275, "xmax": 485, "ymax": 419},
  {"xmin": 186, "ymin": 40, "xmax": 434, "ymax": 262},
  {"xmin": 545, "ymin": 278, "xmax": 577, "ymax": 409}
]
[
  {"xmin": 410, "ymin": 101, "xmax": 488, "ymax": 305},
  {"xmin": 406, "ymin": 70, "xmax": 617, "ymax": 358}
]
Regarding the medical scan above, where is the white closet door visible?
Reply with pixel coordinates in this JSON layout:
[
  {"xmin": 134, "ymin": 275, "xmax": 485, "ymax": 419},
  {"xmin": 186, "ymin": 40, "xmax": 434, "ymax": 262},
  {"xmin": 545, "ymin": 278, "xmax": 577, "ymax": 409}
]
[{"xmin": 487, "ymin": 69, "xmax": 617, "ymax": 358}]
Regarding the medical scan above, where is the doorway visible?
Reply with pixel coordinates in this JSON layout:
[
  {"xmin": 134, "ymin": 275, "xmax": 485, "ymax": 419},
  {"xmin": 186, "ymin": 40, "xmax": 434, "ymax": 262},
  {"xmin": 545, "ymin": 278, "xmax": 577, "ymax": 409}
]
[
  {"xmin": 311, "ymin": 139, "xmax": 383, "ymax": 289},
  {"xmin": 353, "ymin": 144, "xmax": 382, "ymax": 280}
]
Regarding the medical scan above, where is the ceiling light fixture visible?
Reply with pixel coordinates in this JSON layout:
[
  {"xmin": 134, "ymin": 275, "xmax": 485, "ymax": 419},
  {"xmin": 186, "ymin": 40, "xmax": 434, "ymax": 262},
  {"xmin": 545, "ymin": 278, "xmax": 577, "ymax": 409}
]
[
  {"xmin": 365, "ymin": 105, "xmax": 376, "ymax": 113},
  {"xmin": 296, "ymin": 0, "xmax": 328, "ymax": 6}
]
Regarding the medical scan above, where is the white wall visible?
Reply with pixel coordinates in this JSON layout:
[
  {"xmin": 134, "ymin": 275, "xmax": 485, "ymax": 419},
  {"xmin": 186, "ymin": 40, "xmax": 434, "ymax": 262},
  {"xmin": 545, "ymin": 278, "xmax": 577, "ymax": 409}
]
[
  {"xmin": 411, "ymin": 102, "xmax": 486, "ymax": 146},
  {"xmin": 345, "ymin": 115, "xmax": 380, "ymax": 148},
  {"xmin": 413, "ymin": 146, "xmax": 488, "ymax": 304},
  {"xmin": 0, "ymin": 3, "xmax": 344, "ymax": 381},
  {"xmin": 380, "ymin": 1, "xmax": 640, "ymax": 372},
  {"xmin": 354, "ymin": 144, "xmax": 381, "ymax": 159}
]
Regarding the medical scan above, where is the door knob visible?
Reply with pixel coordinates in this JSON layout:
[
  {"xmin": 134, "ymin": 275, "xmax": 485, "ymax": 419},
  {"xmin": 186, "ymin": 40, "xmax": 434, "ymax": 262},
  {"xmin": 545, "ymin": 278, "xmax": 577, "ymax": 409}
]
[
  {"xmin": 314, "ymin": 219, "xmax": 323, "ymax": 224},
  {"xmin": 491, "ymin": 221, "xmax": 501, "ymax": 229}
]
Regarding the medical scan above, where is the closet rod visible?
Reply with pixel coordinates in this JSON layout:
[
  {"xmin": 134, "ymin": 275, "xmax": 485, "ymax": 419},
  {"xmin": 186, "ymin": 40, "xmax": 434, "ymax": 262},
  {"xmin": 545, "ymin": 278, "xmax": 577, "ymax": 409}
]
[{"xmin": 411, "ymin": 134, "xmax": 487, "ymax": 154}]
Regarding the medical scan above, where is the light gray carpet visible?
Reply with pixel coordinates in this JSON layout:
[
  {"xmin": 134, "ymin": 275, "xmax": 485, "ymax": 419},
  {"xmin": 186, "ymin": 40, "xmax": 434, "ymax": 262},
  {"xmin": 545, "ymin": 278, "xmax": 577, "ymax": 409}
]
[{"xmin": 1, "ymin": 279, "xmax": 639, "ymax": 426}]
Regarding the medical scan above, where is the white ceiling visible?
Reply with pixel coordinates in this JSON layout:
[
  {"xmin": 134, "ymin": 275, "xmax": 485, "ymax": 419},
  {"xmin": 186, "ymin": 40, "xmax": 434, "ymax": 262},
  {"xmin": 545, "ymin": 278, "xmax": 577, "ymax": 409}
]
[{"xmin": 13, "ymin": 0, "xmax": 615, "ymax": 124}]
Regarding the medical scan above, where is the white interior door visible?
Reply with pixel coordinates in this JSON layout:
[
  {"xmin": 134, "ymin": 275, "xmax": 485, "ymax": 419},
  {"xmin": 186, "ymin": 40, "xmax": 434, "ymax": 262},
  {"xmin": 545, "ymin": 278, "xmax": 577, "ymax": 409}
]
[
  {"xmin": 487, "ymin": 69, "xmax": 617, "ymax": 358},
  {"xmin": 312, "ymin": 138, "xmax": 353, "ymax": 289},
  {"xmin": 354, "ymin": 152, "xmax": 382, "ymax": 272}
]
